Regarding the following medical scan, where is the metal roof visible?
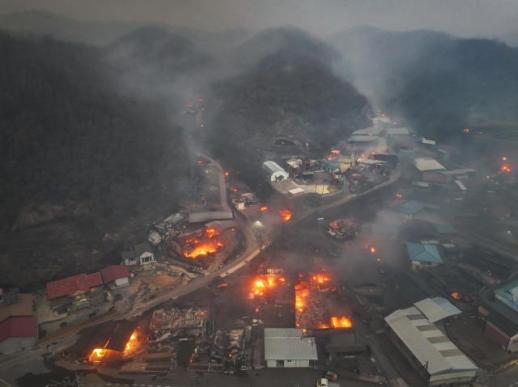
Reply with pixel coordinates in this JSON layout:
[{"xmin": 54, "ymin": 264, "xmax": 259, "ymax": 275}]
[
  {"xmin": 414, "ymin": 297, "xmax": 461, "ymax": 323},
  {"xmin": 264, "ymin": 328, "xmax": 318, "ymax": 361},
  {"xmin": 406, "ymin": 242, "xmax": 442, "ymax": 264},
  {"xmin": 263, "ymin": 161, "xmax": 288, "ymax": 175},
  {"xmin": 495, "ymin": 278, "xmax": 518, "ymax": 313},
  {"xmin": 414, "ymin": 158, "xmax": 446, "ymax": 172},
  {"xmin": 385, "ymin": 307, "xmax": 477, "ymax": 376}
]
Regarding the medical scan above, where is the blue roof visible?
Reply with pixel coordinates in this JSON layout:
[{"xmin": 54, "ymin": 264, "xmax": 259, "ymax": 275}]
[
  {"xmin": 433, "ymin": 223, "xmax": 456, "ymax": 234},
  {"xmin": 495, "ymin": 278, "xmax": 518, "ymax": 313},
  {"xmin": 394, "ymin": 200, "xmax": 425, "ymax": 216},
  {"xmin": 406, "ymin": 242, "xmax": 443, "ymax": 263}
]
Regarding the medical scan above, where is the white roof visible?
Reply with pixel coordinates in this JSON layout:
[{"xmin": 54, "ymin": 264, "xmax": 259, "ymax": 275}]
[
  {"xmin": 264, "ymin": 328, "xmax": 318, "ymax": 361},
  {"xmin": 385, "ymin": 307, "xmax": 477, "ymax": 376},
  {"xmin": 387, "ymin": 127, "xmax": 411, "ymax": 135},
  {"xmin": 414, "ymin": 297, "xmax": 461, "ymax": 323},
  {"xmin": 288, "ymin": 187, "xmax": 305, "ymax": 195},
  {"xmin": 263, "ymin": 161, "xmax": 288, "ymax": 175},
  {"xmin": 454, "ymin": 180, "xmax": 467, "ymax": 191},
  {"xmin": 414, "ymin": 158, "xmax": 446, "ymax": 172},
  {"xmin": 352, "ymin": 126, "xmax": 384, "ymax": 136},
  {"xmin": 421, "ymin": 137, "xmax": 436, "ymax": 145}
]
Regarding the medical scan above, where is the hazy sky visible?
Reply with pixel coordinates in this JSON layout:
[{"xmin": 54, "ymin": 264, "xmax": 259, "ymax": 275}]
[{"xmin": 0, "ymin": 0, "xmax": 517, "ymax": 37}]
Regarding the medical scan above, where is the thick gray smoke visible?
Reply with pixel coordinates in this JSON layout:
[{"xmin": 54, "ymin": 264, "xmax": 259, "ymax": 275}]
[{"xmin": 1, "ymin": 0, "xmax": 518, "ymax": 39}]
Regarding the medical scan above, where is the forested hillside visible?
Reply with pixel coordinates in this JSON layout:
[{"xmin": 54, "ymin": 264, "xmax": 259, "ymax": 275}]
[
  {"xmin": 332, "ymin": 27, "xmax": 518, "ymax": 139},
  {"xmin": 209, "ymin": 28, "xmax": 371, "ymax": 185},
  {"xmin": 0, "ymin": 32, "xmax": 189, "ymax": 286}
]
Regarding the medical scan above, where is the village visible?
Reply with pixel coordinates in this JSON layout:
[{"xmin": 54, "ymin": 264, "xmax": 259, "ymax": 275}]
[{"xmin": 1, "ymin": 112, "xmax": 518, "ymax": 387}]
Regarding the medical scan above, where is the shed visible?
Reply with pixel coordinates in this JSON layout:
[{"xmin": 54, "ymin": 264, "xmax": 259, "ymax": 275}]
[
  {"xmin": 414, "ymin": 158, "xmax": 446, "ymax": 173},
  {"xmin": 406, "ymin": 242, "xmax": 443, "ymax": 270},
  {"xmin": 414, "ymin": 297, "xmax": 461, "ymax": 323},
  {"xmin": 264, "ymin": 328, "xmax": 318, "ymax": 368},
  {"xmin": 101, "ymin": 265, "xmax": 130, "ymax": 287},
  {"xmin": 263, "ymin": 161, "xmax": 290, "ymax": 182}
]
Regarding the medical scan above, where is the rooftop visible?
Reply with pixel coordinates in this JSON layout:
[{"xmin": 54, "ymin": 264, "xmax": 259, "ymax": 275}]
[
  {"xmin": 0, "ymin": 316, "xmax": 37, "ymax": 342},
  {"xmin": 101, "ymin": 265, "xmax": 130, "ymax": 283},
  {"xmin": 264, "ymin": 328, "xmax": 318, "ymax": 361},
  {"xmin": 46, "ymin": 272, "xmax": 103, "ymax": 300},
  {"xmin": 406, "ymin": 242, "xmax": 443, "ymax": 264},
  {"xmin": 385, "ymin": 307, "xmax": 477, "ymax": 376},
  {"xmin": 393, "ymin": 200, "xmax": 426, "ymax": 216},
  {"xmin": 414, "ymin": 297, "xmax": 461, "ymax": 323},
  {"xmin": 414, "ymin": 158, "xmax": 446, "ymax": 172},
  {"xmin": 0, "ymin": 294, "xmax": 33, "ymax": 323},
  {"xmin": 495, "ymin": 278, "xmax": 518, "ymax": 313}
]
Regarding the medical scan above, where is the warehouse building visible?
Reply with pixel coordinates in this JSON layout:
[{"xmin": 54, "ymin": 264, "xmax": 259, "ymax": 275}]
[
  {"xmin": 385, "ymin": 300, "xmax": 477, "ymax": 386},
  {"xmin": 263, "ymin": 161, "xmax": 290, "ymax": 183},
  {"xmin": 264, "ymin": 328, "xmax": 318, "ymax": 368},
  {"xmin": 0, "ymin": 292, "xmax": 37, "ymax": 354},
  {"xmin": 479, "ymin": 278, "xmax": 518, "ymax": 352}
]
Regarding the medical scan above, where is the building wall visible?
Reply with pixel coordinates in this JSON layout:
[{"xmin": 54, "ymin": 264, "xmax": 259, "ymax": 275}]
[
  {"xmin": 429, "ymin": 370, "xmax": 478, "ymax": 386},
  {"xmin": 266, "ymin": 359, "xmax": 310, "ymax": 368},
  {"xmin": 484, "ymin": 321, "xmax": 511, "ymax": 350},
  {"xmin": 508, "ymin": 333, "xmax": 518, "ymax": 352},
  {"xmin": 0, "ymin": 337, "xmax": 36, "ymax": 354}
]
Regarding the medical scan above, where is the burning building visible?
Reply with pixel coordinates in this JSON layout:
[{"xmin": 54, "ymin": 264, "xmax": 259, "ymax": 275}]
[
  {"xmin": 295, "ymin": 272, "xmax": 352, "ymax": 330},
  {"xmin": 327, "ymin": 218, "xmax": 361, "ymax": 240},
  {"xmin": 69, "ymin": 320, "xmax": 143, "ymax": 365},
  {"xmin": 174, "ymin": 226, "xmax": 225, "ymax": 261}
]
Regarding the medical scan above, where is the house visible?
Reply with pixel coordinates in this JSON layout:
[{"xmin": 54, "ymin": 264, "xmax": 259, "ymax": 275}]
[
  {"xmin": 0, "ymin": 292, "xmax": 37, "ymax": 354},
  {"xmin": 101, "ymin": 265, "xmax": 130, "ymax": 288},
  {"xmin": 414, "ymin": 158, "xmax": 446, "ymax": 175},
  {"xmin": 46, "ymin": 272, "xmax": 103, "ymax": 300},
  {"xmin": 122, "ymin": 242, "xmax": 156, "ymax": 266},
  {"xmin": 263, "ymin": 161, "xmax": 290, "ymax": 183},
  {"xmin": 479, "ymin": 278, "xmax": 518, "ymax": 352},
  {"xmin": 406, "ymin": 242, "xmax": 443, "ymax": 270},
  {"xmin": 264, "ymin": 328, "xmax": 318, "ymax": 368},
  {"xmin": 385, "ymin": 304, "xmax": 477, "ymax": 385}
]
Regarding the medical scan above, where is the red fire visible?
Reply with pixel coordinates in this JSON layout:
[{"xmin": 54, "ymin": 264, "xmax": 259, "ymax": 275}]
[
  {"xmin": 260, "ymin": 205, "xmax": 269, "ymax": 212},
  {"xmin": 311, "ymin": 273, "xmax": 331, "ymax": 286},
  {"xmin": 184, "ymin": 240, "xmax": 224, "ymax": 259},
  {"xmin": 279, "ymin": 209, "xmax": 293, "ymax": 222},
  {"xmin": 224, "ymin": 171, "xmax": 230, "ymax": 177},
  {"xmin": 295, "ymin": 281, "xmax": 309, "ymax": 312},
  {"xmin": 501, "ymin": 164, "xmax": 512, "ymax": 174},
  {"xmin": 450, "ymin": 291, "xmax": 462, "ymax": 301},
  {"xmin": 205, "ymin": 227, "xmax": 219, "ymax": 239},
  {"xmin": 330, "ymin": 316, "xmax": 353, "ymax": 329},
  {"xmin": 249, "ymin": 274, "xmax": 286, "ymax": 299}
]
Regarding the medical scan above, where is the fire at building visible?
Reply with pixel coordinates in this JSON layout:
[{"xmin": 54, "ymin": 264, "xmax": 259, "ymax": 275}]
[
  {"xmin": 295, "ymin": 272, "xmax": 352, "ymax": 330},
  {"xmin": 279, "ymin": 209, "xmax": 293, "ymax": 222}
]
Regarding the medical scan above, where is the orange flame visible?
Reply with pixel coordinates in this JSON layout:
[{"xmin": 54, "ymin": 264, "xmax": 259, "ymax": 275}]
[
  {"xmin": 279, "ymin": 209, "xmax": 293, "ymax": 222},
  {"xmin": 249, "ymin": 274, "xmax": 286, "ymax": 298},
  {"xmin": 88, "ymin": 348, "xmax": 108, "ymax": 364},
  {"xmin": 295, "ymin": 282, "xmax": 309, "ymax": 312},
  {"xmin": 330, "ymin": 316, "xmax": 353, "ymax": 329},
  {"xmin": 205, "ymin": 227, "xmax": 219, "ymax": 239},
  {"xmin": 184, "ymin": 240, "xmax": 224, "ymax": 259},
  {"xmin": 501, "ymin": 164, "xmax": 512, "ymax": 174},
  {"xmin": 260, "ymin": 205, "xmax": 269, "ymax": 212}
]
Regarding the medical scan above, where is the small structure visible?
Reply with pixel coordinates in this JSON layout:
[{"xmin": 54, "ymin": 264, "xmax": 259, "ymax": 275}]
[
  {"xmin": 385, "ymin": 305, "xmax": 477, "ymax": 385},
  {"xmin": 101, "ymin": 265, "xmax": 130, "ymax": 288},
  {"xmin": 46, "ymin": 272, "xmax": 103, "ymax": 300},
  {"xmin": 406, "ymin": 242, "xmax": 443, "ymax": 270},
  {"xmin": 479, "ymin": 278, "xmax": 518, "ymax": 352},
  {"xmin": 414, "ymin": 158, "xmax": 446, "ymax": 173},
  {"xmin": 0, "ymin": 292, "xmax": 37, "ymax": 354},
  {"xmin": 122, "ymin": 243, "xmax": 156, "ymax": 266},
  {"xmin": 263, "ymin": 161, "xmax": 289, "ymax": 183},
  {"xmin": 187, "ymin": 210, "xmax": 233, "ymax": 223},
  {"xmin": 414, "ymin": 297, "xmax": 461, "ymax": 323},
  {"xmin": 421, "ymin": 137, "xmax": 437, "ymax": 146},
  {"xmin": 264, "ymin": 328, "xmax": 318, "ymax": 368}
]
